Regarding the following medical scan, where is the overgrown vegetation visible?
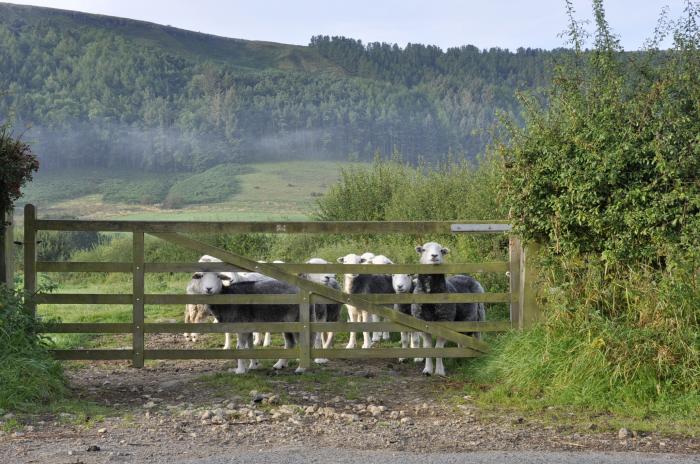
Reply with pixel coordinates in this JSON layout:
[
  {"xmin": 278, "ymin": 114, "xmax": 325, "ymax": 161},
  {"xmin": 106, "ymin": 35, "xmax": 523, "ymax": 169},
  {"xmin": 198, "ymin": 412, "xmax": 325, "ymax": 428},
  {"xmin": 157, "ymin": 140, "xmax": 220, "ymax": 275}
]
[
  {"xmin": 0, "ymin": 285, "xmax": 65, "ymax": 411},
  {"xmin": 465, "ymin": 0, "xmax": 700, "ymax": 420}
]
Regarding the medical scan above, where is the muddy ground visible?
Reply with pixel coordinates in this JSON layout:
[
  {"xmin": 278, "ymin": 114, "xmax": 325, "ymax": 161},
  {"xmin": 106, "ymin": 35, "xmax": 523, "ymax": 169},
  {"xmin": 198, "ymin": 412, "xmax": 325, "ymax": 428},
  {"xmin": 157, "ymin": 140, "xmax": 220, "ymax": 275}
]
[{"xmin": 1, "ymin": 351, "xmax": 698, "ymax": 463}]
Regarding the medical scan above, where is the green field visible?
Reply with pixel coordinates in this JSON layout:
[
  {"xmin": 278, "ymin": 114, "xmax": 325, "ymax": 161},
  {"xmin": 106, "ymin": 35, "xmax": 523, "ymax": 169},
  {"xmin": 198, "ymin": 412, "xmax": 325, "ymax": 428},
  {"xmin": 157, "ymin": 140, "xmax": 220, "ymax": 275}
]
[{"xmin": 19, "ymin": 161, "xmax": 361, "ymax": 221}]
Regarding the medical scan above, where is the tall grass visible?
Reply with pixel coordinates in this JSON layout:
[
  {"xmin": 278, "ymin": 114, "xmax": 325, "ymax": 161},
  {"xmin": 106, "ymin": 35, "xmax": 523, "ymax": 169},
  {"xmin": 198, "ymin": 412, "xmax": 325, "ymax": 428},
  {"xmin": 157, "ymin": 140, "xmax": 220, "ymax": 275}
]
[{"xmin": 0, "ymin": 285, "xmax": 65, "ymax": 411}]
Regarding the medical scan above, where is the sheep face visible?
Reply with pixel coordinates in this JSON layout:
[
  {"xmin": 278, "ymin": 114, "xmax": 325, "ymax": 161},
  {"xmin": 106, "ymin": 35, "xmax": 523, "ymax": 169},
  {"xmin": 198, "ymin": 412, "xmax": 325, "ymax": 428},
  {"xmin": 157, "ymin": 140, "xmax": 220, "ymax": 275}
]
[
  {"xmin": 360, "ymin": 252, "xmax": 375, "ymax": 263},
  {"xmin": 370, "ymin": 254, "xmax": 393, "ymax": 265},
  {"xmin": 337, "ymin": 253, "xmax": 365, "ymax": 278},
  {"xmin": 190, "ymin": 272, "xmax": 230, "ymax": 295},
  {"xmin": 416, "ymin": 242, "xmax": 449, "ymax": 265},
  {"xmin": 392, "ymin": 274, "xmax": 413, "ymax": 293},
  {"xmin": 304, "ymin": 258, "xmax": 334, "ymax": 284}
]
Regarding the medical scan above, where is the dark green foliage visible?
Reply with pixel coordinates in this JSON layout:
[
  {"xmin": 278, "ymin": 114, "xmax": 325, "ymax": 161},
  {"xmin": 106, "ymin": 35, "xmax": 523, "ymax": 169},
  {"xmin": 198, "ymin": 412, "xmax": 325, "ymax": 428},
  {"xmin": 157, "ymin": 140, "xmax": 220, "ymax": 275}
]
[
  {"xmin": 0, "ymin": 3, "xmax": 552, "ymax": 171},
  {"xmin": 482, "ymin": 1, "xmax": 700, "ymax": 417},
  {"xmin": 500, "ymin": 0, "xmax": 700, "ymax": 265},
  {"xmin": 0, "ymin": 123, "xmax": 38, "ymax": 214},
  {"xmin": 0, "ymin": 285, "xmax": 65, "ymax": 410}
]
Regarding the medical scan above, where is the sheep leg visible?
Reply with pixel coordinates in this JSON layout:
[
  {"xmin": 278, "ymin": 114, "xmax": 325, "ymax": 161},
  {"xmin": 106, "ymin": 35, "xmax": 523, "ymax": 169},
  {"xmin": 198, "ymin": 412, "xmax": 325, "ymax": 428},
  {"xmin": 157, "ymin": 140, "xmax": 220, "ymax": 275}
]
[
  {"xmin": 253, "ymin": 332, "xmax": 263, "ymax": 346},
  {"xmin": 313, "ymin": 331, "xmax": 328, "ymax": 364},
  {"xmin": 322, "ymin": 331, "xmax": 335, "ymax": 349},
  {"xmin": 345, "ymin": 305, "xmax": 358, "ymax": 349},
  {"xmin": 231, "ymin": 332, "xmax": 252, "ymax": 375},
  {"xmin": 183, "ymin": 304, "xmax": 193, "ymax": 341},
  {"xmin": 361, "ymin": 310, "xmax": 373, "ymax": 349},
  {"xmin": 191, "ymin": 304, "xmax": 210, "ymax": 343},
  {"xmin": 412, "ymin": 332, "xmax": 423, "ymax": 362},
  {"xmin": 292, "ymin": 333, "xmax": 306, "ymax": 374},
  {"xmin": 399, "ymin": 331, "xmax": 410, "ymax": 362},
  {"xmin": 263, "ymin": 332, "xmax": 272, "ymax": 347},
  {"xmin": 273, "ymin": 333, "xmax": 294, "ymax": 370},
  {"xmin": 421, "ymin": 333, "xmax": 434, "ymax": 375},
  {"xmin": 434, "ymin": 337, "xmax": 447, "ymax": 377},
  {"xmin": 371, "ymin": 313, "xmax": 382, "ymax": 343}
]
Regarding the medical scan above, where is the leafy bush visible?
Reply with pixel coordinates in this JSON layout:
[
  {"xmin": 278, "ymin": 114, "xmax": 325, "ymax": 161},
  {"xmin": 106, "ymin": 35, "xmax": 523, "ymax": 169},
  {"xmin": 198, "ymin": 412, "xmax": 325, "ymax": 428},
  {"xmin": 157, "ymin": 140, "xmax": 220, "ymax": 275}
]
[
  {"xmin": 481, "ymin": 1, "xmax": 700, "ymax": 418},
  {"xmin": 499, "ymin": 0, "xmax": 700, "ymax": 265},
  {"xmin": 0, "ymin": 123, "xmax": 38, "ymax": 214},
  {"xmin": 164, "ymin": 164, "xmax": 251, "ymax": 206},
  {"xmin": 0, "ymin": 285, "xmax": 65, "ymax": 411}
]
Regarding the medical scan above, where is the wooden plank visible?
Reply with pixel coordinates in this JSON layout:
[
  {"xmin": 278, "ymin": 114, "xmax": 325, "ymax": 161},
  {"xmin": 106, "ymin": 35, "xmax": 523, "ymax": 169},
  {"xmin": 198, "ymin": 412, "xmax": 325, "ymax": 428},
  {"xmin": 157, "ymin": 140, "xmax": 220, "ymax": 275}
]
[
  {"xmin": 144, "ymin": 294, "xmax": 303, "ymax": 305},
  {"xmin": 36, "ymin": 262, "xmax": 132, "ymax": 273},
  {"xmin": 50, "ymin": 349, "xmax": 133, "ymax": 360},
  {"xmin": 521, "ymin": 242, "xmax": 541, "ymax": 329},
  {"xmin": 41, "ymin": 323, "xmax": 132, "ymax": 333},
  {"xmin": 145, "ymin": 322, "xmax": 303, "ymax": 333},
  {"xmin": 362, "ymin": 293, "xmax": 511, "ymax": 304},
  {"xmin": 451, "ymin": 224, "xmax": 512, "ymax": 233},
  {"xmin": 23, "ymin": 204, "xmax": 37, "ymax": 316},
  {"xmin": 509, "ymin": 237, "xmax": 522, "ymax": 329},
  {"xmin": 144, "ymin": 349, "xmax": 293, "ymax": 360},
  {"xmin": 149, "ymin": 232, "xmax": 490, "ymax": 354},
  {"xmin": 132, "ymin": 231, "xmax": 145, "ymax": 368},
  {"xmin": 142, "ymin": 292, "xmax": 508, "ymax": 305},
  {"xmin": 35, "ymin": 294, "xmax": 132, "ymax": 304},
  {"xmin": 146, "ymin": 262, "xmax": 510, "ymax": 274},
  {"xmin": 1, "ymin": 210, "xmax": 13, "ymax": 288},
  {"xmin": 35, "ymin": 219, "xmax": 508, "ymax": 234},
  {"xmin": 298, "ymin": 292, "xmax": 311, "ymax": 369},
  {"xmin": 311, "ymin": 320, "xmax": 511, "ymax": 332},
  {"xmin": 311, "ymin": 347, "xmax": 480, "ymax": 359}
]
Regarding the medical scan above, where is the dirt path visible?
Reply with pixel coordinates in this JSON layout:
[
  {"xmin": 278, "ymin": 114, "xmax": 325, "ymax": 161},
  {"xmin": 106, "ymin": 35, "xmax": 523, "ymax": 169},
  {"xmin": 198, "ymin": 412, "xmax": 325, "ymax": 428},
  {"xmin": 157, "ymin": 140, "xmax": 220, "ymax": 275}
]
[{"xmin": 1, "ymin": 358, "xmax": 698, "ymax": 463}]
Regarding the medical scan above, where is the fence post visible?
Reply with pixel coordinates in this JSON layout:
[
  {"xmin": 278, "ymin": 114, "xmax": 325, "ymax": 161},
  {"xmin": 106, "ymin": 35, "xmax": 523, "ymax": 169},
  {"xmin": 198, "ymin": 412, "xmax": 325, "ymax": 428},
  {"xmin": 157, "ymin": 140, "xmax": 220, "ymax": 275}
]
[
  {"xmin": 519, "ymin": 242, "xmax": 541, "ymax": 329},
  {"xmin": 1, "ymin": 210, "xmax": 13, "ymax": 288},
  {"xmin": 508, "ymin": 237, "xmax": 522, "ymax": 329},
  {"xmin": 132, "ymin": 230, "xmax": 145, "ymax": 368},
  {"xmin": 23, "ymin": 204, "xmax": 37, "ymax": 316},
  {"xmin": 298, "ymin": 291, "xmax": 312, "ymax": 370}
]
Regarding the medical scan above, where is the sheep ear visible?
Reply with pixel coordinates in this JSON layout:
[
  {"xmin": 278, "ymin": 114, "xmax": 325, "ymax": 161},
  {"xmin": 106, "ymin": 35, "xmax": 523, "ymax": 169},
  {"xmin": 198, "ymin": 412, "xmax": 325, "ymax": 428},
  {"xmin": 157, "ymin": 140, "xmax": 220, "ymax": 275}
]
[
  {"xmin": 415, "ymin": 246, "xmax": 424, "ymax": 254},
  {"xmin": 441, "ymin": 247, "xmax": 450, "ymax": 255},
  {"xmin": 217, "ymin": 274, "xmax": 231, "ymax": 281},
  {"xmin": 192, "ymin": 272, "xmax": 203, "ymax": 279},
  {"xmin": 336, "ymin": 257, "xmax": 344, "ymax": 263}
]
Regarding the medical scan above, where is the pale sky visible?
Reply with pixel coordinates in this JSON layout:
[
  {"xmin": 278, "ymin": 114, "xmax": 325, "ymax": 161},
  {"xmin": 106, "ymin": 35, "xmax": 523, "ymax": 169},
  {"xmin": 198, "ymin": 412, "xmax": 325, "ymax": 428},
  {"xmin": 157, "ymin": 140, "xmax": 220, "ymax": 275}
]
[{"xmin": 4, "ymin": 0, "xmax": 689, "ymax": 50}]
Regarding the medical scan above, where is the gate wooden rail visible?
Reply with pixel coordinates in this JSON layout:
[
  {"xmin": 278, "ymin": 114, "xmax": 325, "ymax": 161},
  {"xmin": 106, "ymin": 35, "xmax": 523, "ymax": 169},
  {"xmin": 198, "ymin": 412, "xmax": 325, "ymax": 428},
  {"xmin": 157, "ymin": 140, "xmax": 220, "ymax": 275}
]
[{"xmin": 17, "ymin": 204, "xmax": 539, "ymax": 368}]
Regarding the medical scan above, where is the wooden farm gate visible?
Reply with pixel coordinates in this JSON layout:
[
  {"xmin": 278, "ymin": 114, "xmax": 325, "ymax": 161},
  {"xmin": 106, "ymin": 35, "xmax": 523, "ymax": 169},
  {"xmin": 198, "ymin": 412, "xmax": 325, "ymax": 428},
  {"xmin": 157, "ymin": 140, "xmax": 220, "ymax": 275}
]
[{"xmin": 17, "ymin": 204, "xmax": 539, "ymax": 368}]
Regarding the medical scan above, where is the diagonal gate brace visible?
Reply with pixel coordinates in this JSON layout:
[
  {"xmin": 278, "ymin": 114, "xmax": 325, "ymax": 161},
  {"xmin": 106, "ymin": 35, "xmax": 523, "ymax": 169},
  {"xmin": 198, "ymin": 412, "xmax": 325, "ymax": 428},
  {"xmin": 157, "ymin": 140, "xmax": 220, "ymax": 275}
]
[{"xmin": 152, "ymin": 232, "xmax": 489, "ymax": 354}]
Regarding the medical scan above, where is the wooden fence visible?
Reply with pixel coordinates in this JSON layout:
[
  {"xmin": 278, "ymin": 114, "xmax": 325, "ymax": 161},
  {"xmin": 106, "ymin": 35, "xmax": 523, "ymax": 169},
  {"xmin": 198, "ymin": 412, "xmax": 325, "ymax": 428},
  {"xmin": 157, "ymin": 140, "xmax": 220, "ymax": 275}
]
[{"xmin": 4, "ymin": 204, "xmax": 539, "ymax": 368}]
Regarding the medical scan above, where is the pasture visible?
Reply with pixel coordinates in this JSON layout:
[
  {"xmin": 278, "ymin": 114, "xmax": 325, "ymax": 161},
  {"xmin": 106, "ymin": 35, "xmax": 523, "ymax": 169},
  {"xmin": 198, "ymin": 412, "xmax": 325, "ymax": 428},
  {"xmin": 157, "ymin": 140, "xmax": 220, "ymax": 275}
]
[{"xmin": 17, "ymin": 160, "xmax": 359, "ymax": 220}]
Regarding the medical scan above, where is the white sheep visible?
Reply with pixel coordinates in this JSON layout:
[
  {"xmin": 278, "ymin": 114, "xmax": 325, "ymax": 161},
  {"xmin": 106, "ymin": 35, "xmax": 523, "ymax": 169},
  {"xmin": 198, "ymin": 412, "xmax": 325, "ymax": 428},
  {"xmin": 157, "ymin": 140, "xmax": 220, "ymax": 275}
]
[{"xmin": 337, "ymin": 253, "xmax": 374, "ymax": 349}]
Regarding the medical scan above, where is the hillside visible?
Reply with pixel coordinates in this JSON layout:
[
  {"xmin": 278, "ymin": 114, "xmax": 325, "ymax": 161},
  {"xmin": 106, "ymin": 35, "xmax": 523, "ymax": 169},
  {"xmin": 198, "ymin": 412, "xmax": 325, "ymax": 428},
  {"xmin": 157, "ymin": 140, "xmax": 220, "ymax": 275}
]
[{"xmin": 0, "ymin": 2, "xmax": 552, "ymax": 171}]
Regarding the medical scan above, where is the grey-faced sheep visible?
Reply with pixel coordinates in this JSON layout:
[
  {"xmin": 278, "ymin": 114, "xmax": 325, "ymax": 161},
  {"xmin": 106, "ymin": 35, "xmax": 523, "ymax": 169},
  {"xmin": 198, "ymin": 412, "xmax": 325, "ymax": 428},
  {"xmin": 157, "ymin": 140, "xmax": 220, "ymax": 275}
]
[
  {"xmin": 192, "ymin": 276, "xmax": 324, "ymax": 375},
  {"xmin": 411, "ymin": 241, "xmax": 485, "ymax": 377},
  {"xmin": 369, "ymin": 254, "xmax": 394, "ymax": 343},
  {"xmin": 184, "ymin": 255, "xmax": 234, "ymax": 348}
]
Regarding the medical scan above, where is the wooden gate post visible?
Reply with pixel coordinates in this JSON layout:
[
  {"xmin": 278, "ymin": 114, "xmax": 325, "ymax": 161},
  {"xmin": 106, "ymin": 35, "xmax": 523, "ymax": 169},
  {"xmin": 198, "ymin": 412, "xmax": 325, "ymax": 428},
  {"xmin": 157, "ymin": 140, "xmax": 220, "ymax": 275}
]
[
  {"xmin": 298, "ymin": 291, "xmax": 312, "ymax": 370},
  {"xmin": 23, "ymin": 204, "xmax": 37, "ymax": 316},
  {"xmin": 508, "ymin": 237, "xmax": 522, "ymax": 329},
  {"xmin": 519, "ymin": 242, "xmax": 541, "ymax": 329},
  {"xmin": 1, "ymin": 210, "xmax": 13, "ymax": 288},
  {"xmin": 132, "ymin": 230, "xmax": 145, "ymax": 368}
]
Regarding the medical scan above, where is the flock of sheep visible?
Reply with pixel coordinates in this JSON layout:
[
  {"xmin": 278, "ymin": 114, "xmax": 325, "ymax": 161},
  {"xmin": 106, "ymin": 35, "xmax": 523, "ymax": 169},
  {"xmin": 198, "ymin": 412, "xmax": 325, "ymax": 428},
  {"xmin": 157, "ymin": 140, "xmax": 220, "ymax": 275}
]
[{"xmin": 183, "ymin": 241, "xmax": 486, "ymax": 377}]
